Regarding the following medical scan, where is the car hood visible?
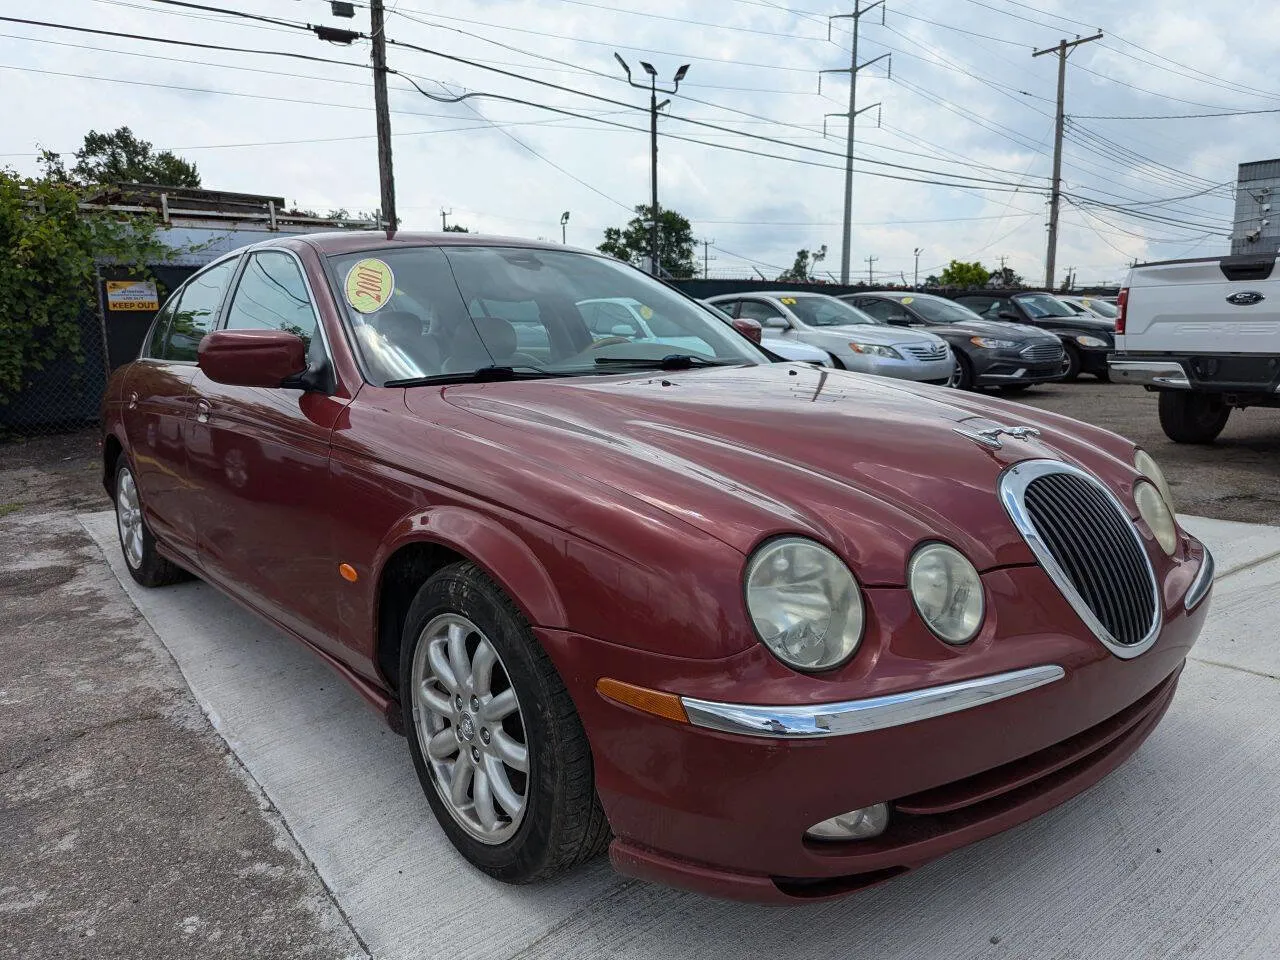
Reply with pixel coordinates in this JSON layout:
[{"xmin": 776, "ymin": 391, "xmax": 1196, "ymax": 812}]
[
  {"xmin": 924, "ymin": 319, "xmax": 1056, "ymax": 342},
  {"xmin": 1028, "ymin": 311, "xmax": 1115, "ymax": 333},
  {"xmin": 418, "ymin": 365, "xmax": 1138, "ymax": 584}
]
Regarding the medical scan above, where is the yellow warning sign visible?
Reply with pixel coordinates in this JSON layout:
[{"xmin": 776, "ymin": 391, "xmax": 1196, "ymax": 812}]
[
  {"xmin": 105, "ymin": 280, "xmax": 159, "ymax": 311},
  {"xmin": 344, "ymin": 258, "xmax": 394, "ymax": 314}
]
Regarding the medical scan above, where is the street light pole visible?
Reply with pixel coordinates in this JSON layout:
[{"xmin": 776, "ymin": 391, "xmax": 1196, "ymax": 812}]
[
  {"xmin": 560, "ymin": 210, "xmax": 570, "ymax": 244},
  {"xmin": 913, "ymin": 247, "xmax": 922, "ymax": 290},
  {"xmin": 616, "ymin": 54, "xmax": 689, "ymax": 276}
]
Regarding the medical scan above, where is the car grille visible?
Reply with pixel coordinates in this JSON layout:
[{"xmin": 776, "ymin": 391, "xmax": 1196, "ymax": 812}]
[
  {"xmin": 1001, "ymin": 462, "xmax": 1159, "ymax": 656},
  {"xmin": 1019, "ymin": 342, "xmax": 1063, "ymax": 363},
  {"xmin": 901, "ymin": 342, "xmax": 949, "ymax": 362}
]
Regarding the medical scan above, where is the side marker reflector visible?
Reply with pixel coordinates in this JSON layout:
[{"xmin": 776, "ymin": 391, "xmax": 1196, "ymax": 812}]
[
  {"xmin": 597, "ymin": 678, "xmax": 689, "ymax": 724},
  {"xmin": 339, "ymin": 563, "xmax": 359, "ymax": 583}
]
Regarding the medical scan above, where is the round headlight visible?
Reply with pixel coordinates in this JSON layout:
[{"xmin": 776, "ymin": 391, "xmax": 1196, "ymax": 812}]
[
  {"xmin": 744, "ymin": 537, "xmax": 864, "ymax": 671},
  {"xmin": 1134, "ymin": 448, "xmax": 1174, "ymax": 511},
  {"xmin": 1134, "ymin": 480, "xmax": 1177, "ymax": 555},
  {"xmin": 908, "ymin": 543, "xmax": 984, "ymax": 645}
]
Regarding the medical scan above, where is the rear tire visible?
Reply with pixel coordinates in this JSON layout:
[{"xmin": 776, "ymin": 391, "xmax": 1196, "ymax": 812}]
[
  {"xmin": 400, "ymin": 562, "xmax": 610, "ymax": 883},
  {"xmin": 1159, "ymin": 391, "xmax": 1231, "ymax": 444},
  {"xmin": 114, "ymin": 462, "xmax": 188, "ymax": 588}
]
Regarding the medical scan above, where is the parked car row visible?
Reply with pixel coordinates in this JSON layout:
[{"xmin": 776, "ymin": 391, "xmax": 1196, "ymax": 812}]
[{"xmin": 704, "ymin": 287, "xmax": 1116, "ymax": 392}]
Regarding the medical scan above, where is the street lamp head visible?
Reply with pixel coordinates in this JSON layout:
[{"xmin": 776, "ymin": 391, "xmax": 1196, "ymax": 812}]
[
  {"xmin": 613, "ymin": 52, "xmax": 631, "ymax": 79},
  {"xmin": 673, "ymin": 64, "xmax": 690, "ymax": 82},
  {"xmin": 560, "ymin": 211, "xmax": 570, "ymax": 225},
  {"xmin": 640, "ymin": 61, "xmax": 657, "ymax": 77}
]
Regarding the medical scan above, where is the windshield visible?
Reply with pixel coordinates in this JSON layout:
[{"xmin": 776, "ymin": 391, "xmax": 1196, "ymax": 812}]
[
  {"xmin": 787, "ymin": 296, "xmax": 877, "ymax": 327},
  {"xmin": 1079, "ymin": 298, "xmax": 1118, "ymax": 318},
  {"xmin": 904, "ymin": 295, "xmax": 987, "ymax": 324},
  {"xmin": 328, "ymin": 246, "xmax": 767, "ymax": 384},
  {"xmin": 1015, "ymin": 293, "xmax": 1076, "ymax": 318}
]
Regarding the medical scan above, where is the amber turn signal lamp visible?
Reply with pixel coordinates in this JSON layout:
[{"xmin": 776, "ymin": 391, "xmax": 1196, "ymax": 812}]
[
  {"xmin": 338, "ymin": 563, "xmax": 359, "ymax": 583},
  {"xmin": 596, "ymin": 678, "xmax": 689, "ymax": 724}
]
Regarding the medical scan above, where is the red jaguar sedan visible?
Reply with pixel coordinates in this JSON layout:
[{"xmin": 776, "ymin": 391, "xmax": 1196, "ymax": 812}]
[{"xmin": 102, "ymin": 233, "xmax": 1213, "ymax": 902}]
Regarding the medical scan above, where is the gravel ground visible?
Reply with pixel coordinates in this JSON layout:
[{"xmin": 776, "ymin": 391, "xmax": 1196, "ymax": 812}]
[
  {"xmin": 0, "ymin": 434, "xmax": 364, "ymax": 960},
  {"xmin": 1015, "ymin": 379, "xmax": 1280, "ymax": 525}
]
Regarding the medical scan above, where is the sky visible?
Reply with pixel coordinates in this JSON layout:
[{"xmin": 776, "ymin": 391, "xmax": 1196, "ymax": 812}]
[{"xmin": 3, "ymin": 0, "xmax": 1277, "ymax": 286}]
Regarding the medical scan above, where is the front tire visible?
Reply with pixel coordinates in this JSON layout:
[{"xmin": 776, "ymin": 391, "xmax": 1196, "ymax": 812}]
[
  {"xmin": 1159, "ymin": 390, "xmax": 1231, "ymax": 444},
  {"xmin": 400, "ymin": 562, "xmax": 609, "ymax": 883},
  {"xmin": 948, "ymin": 354, "xmax": 974, "ymax": 390},
  {"xmin": 1061, "ymin": 344, "xmax": 1082, "ymax": 382},
  {"xmin": 114, "ymin": 462, "xmax": 188, "ymax": 588}
]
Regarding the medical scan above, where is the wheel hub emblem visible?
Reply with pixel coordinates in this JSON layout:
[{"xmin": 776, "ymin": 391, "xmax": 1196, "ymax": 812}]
[{"xmin": 458, "ymin": 713, "xmax": 476, "ymax": 741}]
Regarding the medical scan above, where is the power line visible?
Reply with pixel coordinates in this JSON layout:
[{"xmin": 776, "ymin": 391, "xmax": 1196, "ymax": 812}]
[{"xmin": 1075, "ymin": 105, "xmax": 1280, "ymax": 120}]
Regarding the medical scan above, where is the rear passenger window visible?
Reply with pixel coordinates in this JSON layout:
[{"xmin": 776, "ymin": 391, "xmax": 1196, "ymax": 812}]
[
  {"xmin": 163, "ymin": 259, "xmax": 238, "ymax": 362},
  {"xmin": 224, "ymin": 252, "xmax": 319, "ymax": 355}
]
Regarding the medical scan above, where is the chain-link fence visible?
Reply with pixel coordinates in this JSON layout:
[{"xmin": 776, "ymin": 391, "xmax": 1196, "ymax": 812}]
[{"xmin": 1, "ymin": 266, "xmax": 195, "ymax": 441}]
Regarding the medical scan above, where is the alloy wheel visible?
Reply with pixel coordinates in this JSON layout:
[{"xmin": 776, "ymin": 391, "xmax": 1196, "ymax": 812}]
[
  {"xmin": 410, "ymin": 613, "xmax": 530, "ymax": 844},
  {"xmin": 116, "ymin": 467, "xmax": 145, "ymax": 570}
]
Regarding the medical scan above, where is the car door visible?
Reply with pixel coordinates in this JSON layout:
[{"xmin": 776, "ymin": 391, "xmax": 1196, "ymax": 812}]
[
  {"xmin": 187, "ymin": 248, "xmax": 349, "ymax": 651},
  {"xmin": 121, "ymin": 258, "xmax": 239, "ymax": 558}
]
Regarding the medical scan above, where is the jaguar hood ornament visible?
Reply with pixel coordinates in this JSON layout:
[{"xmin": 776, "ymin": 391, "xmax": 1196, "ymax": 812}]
[{"xmin": 953, "ymin": 423, "xmax": 1042, "ymax": 450}]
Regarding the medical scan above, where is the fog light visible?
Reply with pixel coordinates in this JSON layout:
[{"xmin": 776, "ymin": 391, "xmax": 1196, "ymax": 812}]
[{"xmin": 805, "ymin": 802, "xmax": 889, "ymax": 841}]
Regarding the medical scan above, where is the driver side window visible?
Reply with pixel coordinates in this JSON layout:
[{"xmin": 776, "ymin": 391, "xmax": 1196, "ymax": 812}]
[
  {"xmin": 858, "ymin": 299, "xmax": 911, "ymax": 324},
  {"xmin": 737, "ymin": 300, "xmax": 786, "ymax": 325}
]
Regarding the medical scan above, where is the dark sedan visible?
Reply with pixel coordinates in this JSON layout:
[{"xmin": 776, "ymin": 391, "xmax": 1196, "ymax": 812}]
[
  {"xmin": 949, "ymin": 291, "xmax": 1115, "ymax": 381},
  {"xmin": 843, "ymin": 292, "xmax": 1065, "ymax": 392}
]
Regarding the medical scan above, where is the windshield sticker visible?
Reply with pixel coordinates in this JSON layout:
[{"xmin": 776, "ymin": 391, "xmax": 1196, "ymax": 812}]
[
  {"xmin": 780, "ymin": 297, "xmax": 797, "ymax": 305},
  {"xmin": 901, "ymin": 296, "xmax": 914, "ymax": 304},
  {"xmin": 639, "ymin": 304, "xmax": 654, "ymax": 320},
  {"xmin": 344, "ymin": 258, "xmax": 394, "ymax": 313}
]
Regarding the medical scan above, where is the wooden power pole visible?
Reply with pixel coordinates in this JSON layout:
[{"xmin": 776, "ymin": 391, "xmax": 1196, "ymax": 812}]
[
  {"xmin": 370, "ymin": 0, "xmax": 397, "ymax": 234},
  {"xmin": 1033, "ymin": 32, "xmax": 1101, "ymax": 290}
]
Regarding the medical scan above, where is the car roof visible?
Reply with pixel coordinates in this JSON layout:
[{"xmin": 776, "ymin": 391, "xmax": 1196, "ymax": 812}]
[
  {"xmin": 854, "ymin": 290, "xmax": 944, "ymax": 301},
  {"xmin": 243, "ymin": 230, "xmax": 599, "ymax": 258}
]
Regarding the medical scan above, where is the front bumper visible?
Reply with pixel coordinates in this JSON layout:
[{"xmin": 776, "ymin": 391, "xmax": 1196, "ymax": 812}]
[
  {"xmin": 847, "ymin": 353, "xmax": 954, "ymax": 384},
  {"xmin": 972, "ymin": 356, "xmax": 1065, "ymax": 387},
  {"xmin": 535, "ymin": 540, "xmax": 1212, "ymax": 903}
]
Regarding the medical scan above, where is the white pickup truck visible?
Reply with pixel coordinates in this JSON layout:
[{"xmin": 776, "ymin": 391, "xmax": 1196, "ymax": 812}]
[{"xmin": 1109, "ymin": 254, "xmax": 1280, "ymax": 443}]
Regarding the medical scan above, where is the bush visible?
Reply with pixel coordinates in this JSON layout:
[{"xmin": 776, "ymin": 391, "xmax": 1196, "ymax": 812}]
[{"xmin": 0, "ymin": 171, "xmax": 166, "ymax": 404}]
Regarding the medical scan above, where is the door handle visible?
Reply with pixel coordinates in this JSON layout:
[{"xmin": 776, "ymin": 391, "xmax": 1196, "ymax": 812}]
[{"xmin": 195, "ymin": 399, "xmax": 212, "ymax": 424}]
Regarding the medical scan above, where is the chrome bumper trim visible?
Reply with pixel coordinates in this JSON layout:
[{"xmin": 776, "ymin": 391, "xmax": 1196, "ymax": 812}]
[
  {"xmin": 1185, "ymin": 545, "xmax": 1215, "ymax": 611},
  {"xmin": 1108, "ymin": 359, "xmax": 1191, "ymax": 389},
  {"xmin": 680, "ymin": 665, "xmax": 1066, "ymax": 740}
]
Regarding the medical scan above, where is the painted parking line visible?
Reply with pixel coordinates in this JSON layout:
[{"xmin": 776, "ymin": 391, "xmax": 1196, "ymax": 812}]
[{"xmin": 82, "ymin": 511, "xmax": 1280, "ymax": 960}]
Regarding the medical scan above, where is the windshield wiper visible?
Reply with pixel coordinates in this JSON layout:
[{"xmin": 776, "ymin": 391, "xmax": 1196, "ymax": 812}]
[
  {"xmin": 593, "ymin": 354, "xmax": 745, "ymax": 371},
  {"xmin": 385, "ymin": 365, "xmax": 569, "ymax": 387}
]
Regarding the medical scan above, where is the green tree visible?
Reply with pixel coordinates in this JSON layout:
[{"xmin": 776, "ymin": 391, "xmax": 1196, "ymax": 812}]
[
  {"xmin": 923, "ymin": 274, "xmax": 941, "ymax": 287},
  {"xmin": 777, "ymin": 244, "xmax": 828, "ymax": 283},
  {"xmin": 0, "ymin": 169, "xmax": 167, "ymax": 403},
  {"xmin": 598, "ymin": 204, "xmax": 697, "ymax": 278},
  {"xmin": 443, "ymin": 224, "xmax": 470, "ymax": 233},
  {"xmin": 71, "ymin": 127, "xmax": 201, "ymax": 188},
  {"xmin": 938, "ymin": 259, "xmax": 990, "ymax": 289}
]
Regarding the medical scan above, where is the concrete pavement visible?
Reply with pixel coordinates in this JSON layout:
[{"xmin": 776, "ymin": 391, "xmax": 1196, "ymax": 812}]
[{"xmin": 79, "ymin": 509, "xmax": 1280, "ymax": 960}]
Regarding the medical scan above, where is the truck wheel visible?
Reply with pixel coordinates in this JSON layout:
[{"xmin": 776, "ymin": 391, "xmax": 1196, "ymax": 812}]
[{"xmin": 1158, "ymin": 391, "xmax": 1231, "ymax": 444}]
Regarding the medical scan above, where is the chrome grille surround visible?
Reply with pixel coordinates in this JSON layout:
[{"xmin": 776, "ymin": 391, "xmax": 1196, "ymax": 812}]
[
  {"xmin": 1020, "ymin": 342, "xmax": 1064, "ymax": 363},
  {"xmin": 902, "ymin": 342, "xmax": 949, "ymax": 361},
  {"xmin": 999, "ymin": 459, "xmax": 1162, "ymax": 659}
]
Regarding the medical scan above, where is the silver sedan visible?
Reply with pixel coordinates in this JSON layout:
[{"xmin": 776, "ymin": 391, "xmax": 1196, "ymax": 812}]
[{"xmin": 706, "ymin": 291, "xmax": 954, "ymax": 383}]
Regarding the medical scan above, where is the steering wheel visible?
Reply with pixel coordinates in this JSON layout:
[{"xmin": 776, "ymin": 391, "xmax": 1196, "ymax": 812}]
[{"xmin": 587, "ymin": 336, "xmax": 632, "ymax": 350}]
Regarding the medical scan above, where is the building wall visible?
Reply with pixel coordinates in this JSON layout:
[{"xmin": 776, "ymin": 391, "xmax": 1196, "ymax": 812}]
[{"xmin": 1232, "ymin": 159, "xmax": 1280, "ymax": 256}]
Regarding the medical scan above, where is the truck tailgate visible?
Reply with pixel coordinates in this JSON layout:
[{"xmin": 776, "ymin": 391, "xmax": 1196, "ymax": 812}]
[{"xmin": 1121, "ymin": 255, "xmax": 1280, "ymax": 354}]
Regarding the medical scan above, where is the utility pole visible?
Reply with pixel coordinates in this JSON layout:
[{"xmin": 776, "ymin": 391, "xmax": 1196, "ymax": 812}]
[
  {"xmin": 439, "ymin": 208, "xmax": 452, "ymax": 231},
  {"xmin": 865, "ymin": 255, "xmax": 878, "ymax": 284},
  {"xmin": 702, "ymin": 238, "xmax": 717, "ymax": 279},
  {"xmin": 369, "ymin": 0, "xmax": 397, "ymax": 234},
  {"xmin": 616, "ymin": 54, "xmax": 689, "ymax": 275},
  {"xmin": 821, "ymin": 2, "xmax": 888, "ymax": 284},
  {"xmin": 1034, "ymin": 32, "xmax": 1102, "ymax": 290},
  {"xmin": 913, "ymin": 247, "xmax": 922, "ymax": 289}
]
